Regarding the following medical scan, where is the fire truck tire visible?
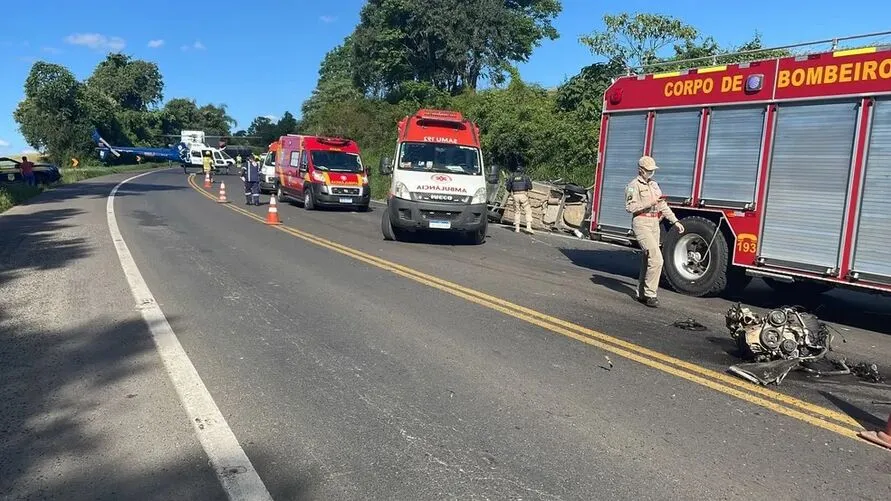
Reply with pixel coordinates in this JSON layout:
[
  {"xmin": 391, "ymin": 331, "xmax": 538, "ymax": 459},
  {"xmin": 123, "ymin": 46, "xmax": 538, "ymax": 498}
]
[
  {"xmin": 763, "ymin": 277, "xmax": 833, "ymax": 296},
  {"xmin": 662, "ymin": 216, "xmax": 729, "ymax": 297}
]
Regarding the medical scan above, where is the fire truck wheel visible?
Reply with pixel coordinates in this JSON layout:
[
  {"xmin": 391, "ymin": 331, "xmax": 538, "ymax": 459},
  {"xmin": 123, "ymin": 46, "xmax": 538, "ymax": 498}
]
[
  {"xmin": 662, "ymin": 216, "xmax": 729, "ymax": 297},
  {"xmin": 763, "ymin": 277, "xmax": 833, "ymax": 296}
]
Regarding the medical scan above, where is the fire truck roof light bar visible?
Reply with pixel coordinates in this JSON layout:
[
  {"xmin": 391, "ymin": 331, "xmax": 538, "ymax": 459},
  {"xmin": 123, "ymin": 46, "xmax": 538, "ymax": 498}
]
[{"xmin": 622, "ymin": 30, "xmax": 891, "ymax": 74}]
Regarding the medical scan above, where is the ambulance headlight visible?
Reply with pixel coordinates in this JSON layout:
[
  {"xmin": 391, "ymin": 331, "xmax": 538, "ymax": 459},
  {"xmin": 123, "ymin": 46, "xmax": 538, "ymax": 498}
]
[
  {"xmin": 311, "ymin": 171, "xmax": 326, "ymax": 183},
  {"xmin": 361, "ymin": 174, "xmax": 369, "ymax": 185},
  {"xmin": 394, "ymin": 182, "xmax": 411, "ymax": 200},
  {"xmin": 471, "ymin": 187, "xmax": 487, "ymax": 204}
]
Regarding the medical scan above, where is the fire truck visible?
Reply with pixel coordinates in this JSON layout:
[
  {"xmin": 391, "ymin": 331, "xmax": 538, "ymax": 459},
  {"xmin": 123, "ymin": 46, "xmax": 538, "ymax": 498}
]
[
  {"xmin": 590, "ymin": 35, "xmax": 891, "ymax": 298},
  {"xmin": 378, "ymin": 109, "xmax": 499, "ymax": 245}
]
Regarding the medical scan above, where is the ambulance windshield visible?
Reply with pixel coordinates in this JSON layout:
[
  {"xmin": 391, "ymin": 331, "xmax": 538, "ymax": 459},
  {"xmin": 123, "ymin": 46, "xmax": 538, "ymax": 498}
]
[
  {"xmin": 310, "ymin": 151, "xmax": 364, "ymax": 173},
  {"xmin": 397, "ymin": 142, "xmax": 481, "ymax": 175}
]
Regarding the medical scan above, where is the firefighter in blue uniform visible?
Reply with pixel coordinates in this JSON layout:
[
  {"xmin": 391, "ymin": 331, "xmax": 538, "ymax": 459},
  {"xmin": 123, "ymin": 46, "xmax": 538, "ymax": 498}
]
[{"xmin": 242, "ymin": 155, "xmax": 261, "ymax": 205}]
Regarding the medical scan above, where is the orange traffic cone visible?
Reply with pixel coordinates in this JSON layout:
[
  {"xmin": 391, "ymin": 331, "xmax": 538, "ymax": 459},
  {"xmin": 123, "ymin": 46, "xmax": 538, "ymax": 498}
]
[
  {"xmin": 217, "ymin": 182, "xmax": 229, "ymax": 203},
  {"xmin": 203, "ymin": 172, "xmax": 211, "ymax": 188},
  {"xmin": 265, "ymin": 195, "xmax": 282, "ymax": 225},
  {"xmin": 859, "ymin": 412, "xmax": 891, "ymax": 450}
]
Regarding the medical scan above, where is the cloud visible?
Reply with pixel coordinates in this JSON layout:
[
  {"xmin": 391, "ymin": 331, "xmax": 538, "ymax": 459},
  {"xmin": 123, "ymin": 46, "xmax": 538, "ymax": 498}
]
[
  {"xmin": 0, "ymin": 139, "xmax": 9, "ymax": 148},
  {"xmin": 42, "ymin": 47, "xmax": 61, "ymax": 54},
  {"xmin": 181, "ymin": 40, "xmax": 206, "ymax": 51},
  {"xmin": 147, "ymin": 39, "xmax": 165, "ymax": 48},
  {"xmin": 320, "ymin": 15, "xmax": 336, "ymax": 23},
  {"xmin": 262, "ymin": 114, "xmax": 278, "ymax": 121},
  {"xmin": 65, "ymin": 33, "xmax": 126, "ymax": 52}
]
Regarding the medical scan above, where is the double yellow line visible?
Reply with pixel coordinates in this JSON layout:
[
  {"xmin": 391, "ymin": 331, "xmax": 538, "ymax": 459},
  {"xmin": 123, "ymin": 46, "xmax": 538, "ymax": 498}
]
[{"xmin": 188, "ymin": 175, "xmax": 867, "ymax": 442}]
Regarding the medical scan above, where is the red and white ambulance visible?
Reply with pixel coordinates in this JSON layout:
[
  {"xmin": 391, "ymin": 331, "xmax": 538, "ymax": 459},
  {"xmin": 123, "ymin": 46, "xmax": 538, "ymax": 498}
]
[
  {"xmin": 590, "ymin": 38, "xmax": 891, "ymax": 298},
  {"xmin": 273, "ymin": 135, "xmax": 370, "ymax": 211},
  {"xmin": 378, "ymin": 109, "xmax": 499, "ymax": 245}
]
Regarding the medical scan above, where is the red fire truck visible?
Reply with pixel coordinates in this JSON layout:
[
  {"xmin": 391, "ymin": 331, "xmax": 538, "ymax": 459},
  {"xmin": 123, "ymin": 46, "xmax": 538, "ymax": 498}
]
[{"xmin": 590, "ymin": 39, "xmax": 891, "ymax": 298}]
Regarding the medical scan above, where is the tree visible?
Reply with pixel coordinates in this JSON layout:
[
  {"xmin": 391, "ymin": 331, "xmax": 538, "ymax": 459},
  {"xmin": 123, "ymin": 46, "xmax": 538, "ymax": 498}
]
[
  {"xmin": 302, "ymin": 37, "xmax": 364, "ymax": 121},
  {"xmin": 246, "ymin": 116, "xmax": 280, "ymax": 145},
  {"xmin": 660, "ymin": 32, "xmax": 791, "ymax": 71},
  {"xmin": 86, "ymin": 53, "xmax": 163, "ymax": 111},
  {"xmin": 276, "ymin": 111, "xmax": 298, "ymax": 136},
  {"xmin": 13, "ymin": 62, "xmax": 93, "ymax": 163},
  {"xmin": 579, "ymin": 13, "xmax": 698, "ymax": 71},
  {"xmin": 351, "ymin": 0, "xmax": 561, "ymax": 97}
]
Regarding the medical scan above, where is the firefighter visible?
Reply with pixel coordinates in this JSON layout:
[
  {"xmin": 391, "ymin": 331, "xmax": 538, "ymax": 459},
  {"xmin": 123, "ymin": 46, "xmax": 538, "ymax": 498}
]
[
  {"xmin": 506, "ymin": 164, "xmax": 534, "ymax": 234},
  {"xmin": 625, "ymin": 155, "xmax": 684, "ymax": 307},
  {"xmin": 242, "ymin": 155, "xmax": 261, "ymax": 205},
  {"xmin": 202, "ymin": 151, "xmax": 214, "ymax": 183}
]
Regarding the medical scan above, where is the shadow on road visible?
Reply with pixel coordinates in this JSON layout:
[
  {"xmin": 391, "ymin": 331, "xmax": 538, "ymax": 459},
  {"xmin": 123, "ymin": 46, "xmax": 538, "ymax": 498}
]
[
  {"xmin": 560, "ymin": 246, "xmax": 891, "ymax": 335},
  {"xmin": 0, "ymin": 208, "xmax": 92, "ymax": 326}
]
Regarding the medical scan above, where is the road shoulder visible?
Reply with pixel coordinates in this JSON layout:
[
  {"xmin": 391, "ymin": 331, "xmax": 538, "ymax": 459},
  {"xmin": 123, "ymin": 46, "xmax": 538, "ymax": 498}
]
[{"xmin": 0, "ymin": 171, "xmax": 225, "ymax": 499}]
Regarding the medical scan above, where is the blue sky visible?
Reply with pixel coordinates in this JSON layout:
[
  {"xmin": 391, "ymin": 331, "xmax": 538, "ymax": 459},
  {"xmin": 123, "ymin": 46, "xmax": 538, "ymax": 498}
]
[{"xmin": 1, "ymin": 0, "xmax": 889, "ymax": 156}]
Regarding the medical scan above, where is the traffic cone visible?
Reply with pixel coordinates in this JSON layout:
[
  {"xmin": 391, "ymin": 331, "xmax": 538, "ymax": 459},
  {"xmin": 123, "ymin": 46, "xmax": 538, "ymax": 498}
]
[
  {"xmin": 265, "ymin": 195, "xmax": 282, "ymax": 225},
  {"xmin": 203, "ymin": 172, "xmax": 211, "ymax": 188},
  {"xmin": 217, "ymin": 182, "xmax": 229, "ymax": 203},
  {"xmin": 859, "ymin": 412, "xmax": 891, "ymax": 450}
]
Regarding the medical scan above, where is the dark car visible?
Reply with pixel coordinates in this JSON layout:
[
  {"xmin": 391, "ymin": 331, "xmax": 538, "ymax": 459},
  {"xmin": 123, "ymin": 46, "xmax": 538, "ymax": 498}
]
[{"xmin": 0, "ymin": 157, "xmax": 62, "ymax": 186}]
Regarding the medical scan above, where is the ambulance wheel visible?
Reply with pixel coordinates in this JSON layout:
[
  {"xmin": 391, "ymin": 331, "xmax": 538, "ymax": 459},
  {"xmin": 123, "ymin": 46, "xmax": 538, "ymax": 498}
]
[
  {"xmin": 381, "ymin": 211, "xmax": 399, "ymax": 241},
  {"xmin": 764, "ymin": 278, "xmax": 832, "ymax": 296},
  {"xmin": 662, "ymin": 216, "xmax": 729, "ymax": 297},
  {"xmin": 276, "ymin": 185, "xmax": 289, "ymax": 204},
  {"xmin": 465, "ymin": 220, "xmax": 487, "ymax": 245},
  {"xmin": 304, "ymin": 188, "xmax": 316, "ymax": 210}
]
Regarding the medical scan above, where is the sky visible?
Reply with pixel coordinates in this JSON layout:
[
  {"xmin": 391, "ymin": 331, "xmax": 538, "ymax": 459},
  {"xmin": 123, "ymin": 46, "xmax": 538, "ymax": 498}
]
[{"xmin": 1, "ymin": 0, "xmax": 890, "ymax": 156}]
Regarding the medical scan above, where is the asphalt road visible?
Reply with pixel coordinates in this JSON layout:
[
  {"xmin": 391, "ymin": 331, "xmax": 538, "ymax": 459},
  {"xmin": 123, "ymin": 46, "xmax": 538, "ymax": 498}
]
[{"xmin": 4, "ymin": 168, "xmax": 890, "ymax": 500}]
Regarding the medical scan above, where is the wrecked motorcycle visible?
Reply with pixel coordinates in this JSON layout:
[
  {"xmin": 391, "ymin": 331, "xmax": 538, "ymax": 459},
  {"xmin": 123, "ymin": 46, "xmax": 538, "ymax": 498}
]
[{"xmin": 725, "ymin": 303, "xmax": 850, "ymax": 385}]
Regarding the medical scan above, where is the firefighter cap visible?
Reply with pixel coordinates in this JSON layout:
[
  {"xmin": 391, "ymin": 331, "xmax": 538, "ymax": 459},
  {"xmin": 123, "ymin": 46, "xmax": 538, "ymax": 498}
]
[{"xmin": 638, "ymin": 155, "xmax": 659, "ymax": 171}]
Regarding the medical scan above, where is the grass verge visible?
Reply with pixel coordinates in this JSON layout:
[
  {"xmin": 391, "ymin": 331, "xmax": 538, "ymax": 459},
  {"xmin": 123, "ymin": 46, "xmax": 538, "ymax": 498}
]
[{"xmin": 0, "ymin": 164, "xmax": 160, "ymax": 214}]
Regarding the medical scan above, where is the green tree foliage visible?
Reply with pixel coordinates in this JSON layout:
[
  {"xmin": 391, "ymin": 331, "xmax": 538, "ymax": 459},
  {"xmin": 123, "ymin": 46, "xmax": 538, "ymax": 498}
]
[
  {"xmin": 13, "ymin": 55, "xmax": 235, "ymax": 164},
  {"xmin": 86, "ymin": 53, "xmax": 164, "ymax": 111},
  {"xmin": 580, "ymin": 13, "xmax": 699, "ymax": 70},
  {"xmin": 14, "ymin": 62, "xmax": 94, "ymax": 163},
  {"xmin": 351, "ymin": 0, "xmax": 561, "ymax": 98}
]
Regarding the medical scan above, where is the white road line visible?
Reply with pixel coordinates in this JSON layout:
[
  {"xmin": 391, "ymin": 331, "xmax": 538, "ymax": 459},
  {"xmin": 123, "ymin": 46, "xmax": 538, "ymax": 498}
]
[{"xmin": 107, "ymin": 171, "xmax": 273, "ymax": 501}]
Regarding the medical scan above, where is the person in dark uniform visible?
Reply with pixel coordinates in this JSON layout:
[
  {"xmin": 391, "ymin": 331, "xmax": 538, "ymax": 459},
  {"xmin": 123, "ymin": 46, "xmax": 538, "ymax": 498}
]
[
  {"xmin": 506, "ymin": 163, "xmax": 534, "ymax": 234},
  {"xmin": 242, "ymin": 156, "xmax": 261, "ymax": 205}
]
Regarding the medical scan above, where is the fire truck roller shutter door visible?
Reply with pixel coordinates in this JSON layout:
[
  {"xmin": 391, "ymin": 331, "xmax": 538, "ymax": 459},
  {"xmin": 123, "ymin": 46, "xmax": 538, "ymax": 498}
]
[
  {"xmin": 852, "ymin": 97, "xmax": 891, "ymax": 280},
  {"xmin": 699, "ymin": 106, "xmax": 765, "ymax": 205},
  {"xmin": 649, "ymin": 109, "xmax": 700, "ymax": 200},
  {"xmin": 598, "ymin": 112, "xmax": 647, "ymax": 232},
  {"xmin": 759, "ymin": 100, "xmax": 859, "ymax": 271}
]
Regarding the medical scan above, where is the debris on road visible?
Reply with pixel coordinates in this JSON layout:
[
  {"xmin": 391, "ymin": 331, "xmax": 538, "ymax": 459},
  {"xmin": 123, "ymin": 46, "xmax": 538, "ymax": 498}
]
[
  {"xmin": 724, "ymin": 303, "xmax": 853, "ymax": 385},
  {"xmin": 850, "ymin": 362, "xmax": 884, "ymax": 384},
  {"xmin": 673, "ymin": 318, "xmax": 707, "ymax": 331}
]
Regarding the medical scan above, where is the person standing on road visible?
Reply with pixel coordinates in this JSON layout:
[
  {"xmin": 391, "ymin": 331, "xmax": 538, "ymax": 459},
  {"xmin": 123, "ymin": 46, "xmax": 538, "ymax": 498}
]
[
  {"xmin": 202, "ymin": 151, "xmax": 214, "ymax": 183},
  {"xmin": 625, "ymin": 155, "xmax": 685, "ymax": 308},
  {"xmin": 507, "ymin": 164, "xmax": 534, "ymax": 234},
  {"xmin": 242, "ymin": 155, "xmax": 261, "ymax": 205},
  {"xmin": 19, "ymin": 156, "xmax": 36, "ymax": 187}
]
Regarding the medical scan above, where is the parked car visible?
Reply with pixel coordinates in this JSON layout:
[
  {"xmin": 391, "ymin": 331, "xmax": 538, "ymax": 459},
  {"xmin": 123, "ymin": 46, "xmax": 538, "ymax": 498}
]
[{"xmin": 0, "ymin": 157, "xmax": 62, "ymax": 185}]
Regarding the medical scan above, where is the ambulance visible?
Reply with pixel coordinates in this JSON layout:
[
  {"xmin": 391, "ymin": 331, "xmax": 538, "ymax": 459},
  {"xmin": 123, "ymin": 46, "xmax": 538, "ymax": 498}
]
[
  {"xmin": 273, "ymin": 135, "xmax": 370, "ymax": 211},
  {"xmin": 378, "ymin": 109, "xmax": 498, "ymax": 245},
  {"xmin": 590, "ymin": 35, "xmax": 891, "ymax": 298}
]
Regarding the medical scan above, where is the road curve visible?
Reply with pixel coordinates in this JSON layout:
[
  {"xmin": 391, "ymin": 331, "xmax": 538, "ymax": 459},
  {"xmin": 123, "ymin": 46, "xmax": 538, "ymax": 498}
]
[{"xmin": 105, "ymin": 169, "xmax": 891, "ymax": 499}]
